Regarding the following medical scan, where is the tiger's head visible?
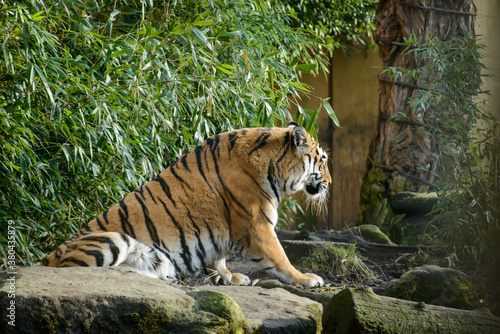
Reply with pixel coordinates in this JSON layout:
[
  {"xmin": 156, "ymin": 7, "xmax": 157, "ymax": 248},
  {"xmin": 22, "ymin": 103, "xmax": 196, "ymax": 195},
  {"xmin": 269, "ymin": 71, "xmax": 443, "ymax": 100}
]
[{"xmin": 286, "ymin": 122, "xmax": 332, "ymax": 204}]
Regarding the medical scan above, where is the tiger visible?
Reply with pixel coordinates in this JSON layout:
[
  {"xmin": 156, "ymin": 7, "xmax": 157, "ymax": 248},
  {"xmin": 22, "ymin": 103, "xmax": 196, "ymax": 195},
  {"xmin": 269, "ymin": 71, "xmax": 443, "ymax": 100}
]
[{"xmin": 41, "ymin": 122, "xmax": 331, "ymax": 287}]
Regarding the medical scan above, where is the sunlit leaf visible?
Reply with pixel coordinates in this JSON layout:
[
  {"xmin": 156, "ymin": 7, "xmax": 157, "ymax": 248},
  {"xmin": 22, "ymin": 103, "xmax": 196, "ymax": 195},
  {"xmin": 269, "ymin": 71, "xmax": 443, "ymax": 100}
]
[{"xmin": 323, "ymin": 102, "xmax": 339, "ymax": 127}]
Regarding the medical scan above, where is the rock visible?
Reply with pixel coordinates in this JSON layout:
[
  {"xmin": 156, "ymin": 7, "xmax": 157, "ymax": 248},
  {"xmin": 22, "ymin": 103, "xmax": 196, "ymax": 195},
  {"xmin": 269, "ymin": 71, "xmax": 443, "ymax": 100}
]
[
  {"xmin": 0, "ymin": 266, "xmax": 322, "ymax": 333},
  {"xmin": 255, "ymin": 279, "xmax": 334, "ymax": 306},
  {"xmin": 196, "ymin": 284, "xmax": 323, "ymax": 333},
  {"xmin": 390, "ymin": 191, "xmax": 438, "ymax": 215},
  {"xmin": 323, "ymin": 287, "xmax": 500, "ymax": 334},
  {"xmin": 351, "ymin": 224, "xmax": 395, "ymax": 245},
  {"xmin": 388, "ymin": 192, "xmax": 438, "ymax": 244},
  {"xmin": 376, "ymin": 265, "xmax": 487, "ymax": 310}
]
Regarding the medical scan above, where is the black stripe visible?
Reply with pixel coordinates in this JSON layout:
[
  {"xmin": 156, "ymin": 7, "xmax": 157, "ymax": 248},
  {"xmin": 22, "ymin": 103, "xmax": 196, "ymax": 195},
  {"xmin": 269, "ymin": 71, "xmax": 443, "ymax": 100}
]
[
  {"xmin": 267, "ymin": 165, "xmax": 280, "ymax": 202},
  {"xmin": 242, "ymin": 170, "xmax": 273, "ymax": 204},
  {"xmin": 203, "ymin": 146, "xmax": 210, "ymax": 171},
  {"xmin": 96, "ymin": 217, "xmax": 107, "ymax": 231},
  {"xmin": 262, "ymin": 266, "xmax": 275, "ymax": 271},
  {"xmin": 135, "ymin": 186, "xmax": 146, "ymax": 201},
  {"xmin": 194, "ymin": 145, "xmax": 209, "ymax": 185},
  {"xmin": 102, "ymin": 210, "xmax": 110, "ymax": 224},
  {"xmin": 118, "ymin": 200, "xmax": 136, "ymax": 238},
  {"xmin": 226, "ymin": 189, "xmax": 252, "ymax": 217},
  {"xmin": 209, "ymin": 138, "xmax": 224, "ymax": 187},
  {"xmin": 120, "ymin": 233, "xmax": 130, "ymax": 246},
  {"xmin": 156, "ymin": 243, "xmax": 183, "ymax": 275},
  {"xmin": 158, "ymin": 198, "xmax": 196, "ymax": 274},
  {"xmin": 84, "ymin": 243, "xmax": 102, "ymax": 249},
  {"xmin": 144, "ymin": 185, "xmax": 157, "ymax": 204},
  {"xmin": 81, "ymin": 235, "xmax": 115, "ymax": 244},
  {"xmin": 148, "ymin": 249, "xmax": 161, "ymax": 270},
  {"xmin": 249, "ymin": 132, "xmax": 271, "ymax": 155},
  {"xmin": 82, "ymin": 249, "xmax": 104, "ymax": 266},
  {"xmin": 276, "ymin": 132, "xmax": 291, "ymax": 165},
  {"xmin": 180, "ymin": 154, "xmax": 191, "ymax": 172},
  {"xmin": 134, "ymin": 193, "xmax": 161, "ymax": 246},
  {"xmin": 153, "ymin": 175, "xmax": 176, "ymax": 206},
  {"xmin": 82, "ymin": 224, "xmax": 92, "ymax": 232},
  {"xmin": 214, "ymin": 188, "xmax": 232, "ymax": 235},
  {"xmin": 207, "ymin": 136, "xmax": 251, "ymax": 218},
  {"xmin": 205, "ymin": 135, "xmax": 217, "ymax": 152},
  {"xmin": 203, "ymin": 219, "xmax": 220, "ymax": 254},
  {"xmin": 260, "ymin": 208, "xmax": 274, "ymax": 225},
  {"xmin": 228, "ymin": 131, "xmax": 238, "ymax": 151},
  {"xmin": 184, "ymin": 205, "xmax": 207, "ymax": 265},
  {"xmin": 61, "ymin": 257, "xmax": 89, "ymax": 267},
  {"xmin": 250, "ymin": 258, "xmax": 264, "ymax": 262},
  {"xmin": 169, "ymin": 164, "xmax": 193, "ymax": 190}
]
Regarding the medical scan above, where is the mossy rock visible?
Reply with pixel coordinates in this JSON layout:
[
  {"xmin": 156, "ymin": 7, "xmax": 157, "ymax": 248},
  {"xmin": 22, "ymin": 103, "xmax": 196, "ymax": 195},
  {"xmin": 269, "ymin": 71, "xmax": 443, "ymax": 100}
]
[
  {"xmin": 379, "ymin": 265, "xmax": 487, "ymax": 310},
  {"xmin": 351, "ymin": 224, "xmax": 395, "ymax": 245},
  {"xmin": 188, "ymin": 290, "xmax": 245, "ymax": 333},
  {"xmin": 390, "ymin": 192, "xmax": 438, "ymax": 215}
]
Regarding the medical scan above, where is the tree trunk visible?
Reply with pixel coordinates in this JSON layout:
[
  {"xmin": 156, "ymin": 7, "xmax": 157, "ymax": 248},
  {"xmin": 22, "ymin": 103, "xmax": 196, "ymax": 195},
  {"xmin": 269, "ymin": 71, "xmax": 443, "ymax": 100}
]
[
  {"xmin": 323, "ymin": 287, "xmax": 500, "ymax": 334},
  {"xmin": 358, "ymin": 0, "xmax": 476, "ymax": 229}
]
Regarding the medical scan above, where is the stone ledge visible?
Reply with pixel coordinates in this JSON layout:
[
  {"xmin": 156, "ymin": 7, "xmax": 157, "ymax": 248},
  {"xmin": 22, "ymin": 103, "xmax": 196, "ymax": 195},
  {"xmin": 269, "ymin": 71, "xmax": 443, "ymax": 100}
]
[{"xmin": 0, "ymin": 266, "xmax": 322, "ymax": 333}]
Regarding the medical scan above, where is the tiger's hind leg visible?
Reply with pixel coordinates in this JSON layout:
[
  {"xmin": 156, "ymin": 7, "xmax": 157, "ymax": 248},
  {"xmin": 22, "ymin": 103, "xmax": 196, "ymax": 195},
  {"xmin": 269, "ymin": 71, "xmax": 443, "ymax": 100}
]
[
  {"xmin": 207, "ymin": 258, "xmax": 251, "ymax": 286},
  {"xmin": 42, "ymin": 232, "xmax": 177, "ymax": 281}
]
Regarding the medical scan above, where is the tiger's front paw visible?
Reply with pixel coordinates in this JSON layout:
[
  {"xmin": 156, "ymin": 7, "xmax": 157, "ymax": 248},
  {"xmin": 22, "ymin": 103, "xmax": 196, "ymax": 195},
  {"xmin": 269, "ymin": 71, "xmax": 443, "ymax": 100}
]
[
  {"xmin": 230, "ymin": 273, "xmax": 251, "ymax": 286},
  {"xmin": 297, "ymin": 273, "xmax": 324, "ymax": 288}
]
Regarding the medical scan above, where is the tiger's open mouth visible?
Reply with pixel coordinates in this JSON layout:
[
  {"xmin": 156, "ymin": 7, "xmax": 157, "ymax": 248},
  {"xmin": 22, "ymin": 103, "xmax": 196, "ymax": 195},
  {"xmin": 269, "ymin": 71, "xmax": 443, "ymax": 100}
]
[
  {"xmin": 305, "ymin": 181, "xmax": 327, "ymax": 198},
  {"xmin": 305, "ymin": 183, "xmax": 321, "ymax": 195}
]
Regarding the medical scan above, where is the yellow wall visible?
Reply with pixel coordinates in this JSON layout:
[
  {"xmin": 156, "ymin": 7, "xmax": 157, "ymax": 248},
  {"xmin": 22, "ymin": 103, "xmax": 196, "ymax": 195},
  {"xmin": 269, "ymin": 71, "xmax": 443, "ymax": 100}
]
[
  {"xmin": 329, "ymin": 48, "xmax": 381, "ymax": 229},
  {"xmin": 296, "ymin": 47, "xmax": 382, "ymax": 230}
]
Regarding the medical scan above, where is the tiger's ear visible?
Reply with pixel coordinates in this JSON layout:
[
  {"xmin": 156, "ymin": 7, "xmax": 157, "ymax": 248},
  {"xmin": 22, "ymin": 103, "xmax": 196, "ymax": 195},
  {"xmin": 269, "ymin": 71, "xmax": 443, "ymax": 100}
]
[
  {"xmin": 287, "ymin": 122, "xmax": 300, "ymax": 129},
  {"xmin": 291, "ymin": 125, "xmax": 309, "ymax": 156}
]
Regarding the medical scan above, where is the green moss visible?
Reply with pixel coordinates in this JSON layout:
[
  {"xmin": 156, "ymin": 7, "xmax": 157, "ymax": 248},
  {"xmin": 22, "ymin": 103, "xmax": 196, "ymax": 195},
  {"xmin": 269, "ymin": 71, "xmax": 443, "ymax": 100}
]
[
  {"xmin": 82, "ymin": 319, "xmax": 91, "ymax": 333},
  {"xmin": 123, "ymin": 307, "xmax": 173, "ymax": 334},
  {"xmin": 188, "ymin": 290, "xmax": 246, "ymax": 334},
  {"xmin": 304, "ymin": 303, "xmax": 323, "ymax": 333},
  {"xmin": 352, "ymin": 224, "xmax": 395, "ymax": 245},
  {"xmin": 32, "ymin": 309, "xmax": 71, "ymax": 334},
  {"xmin": 359, "ymin": 165, "xmax": 409, "ymax": 230}
]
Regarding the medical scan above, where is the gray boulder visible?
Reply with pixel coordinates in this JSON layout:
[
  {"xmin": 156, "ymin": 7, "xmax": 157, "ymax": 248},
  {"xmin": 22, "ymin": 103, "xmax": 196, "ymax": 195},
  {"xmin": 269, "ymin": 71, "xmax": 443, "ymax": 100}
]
[
  {"xmin": 0, "ymin": 266, "xmax": 322, "ymax": 333},
  {"xmin": 376, "ymin": 265, "xmax": 487, "ymax": 310}
]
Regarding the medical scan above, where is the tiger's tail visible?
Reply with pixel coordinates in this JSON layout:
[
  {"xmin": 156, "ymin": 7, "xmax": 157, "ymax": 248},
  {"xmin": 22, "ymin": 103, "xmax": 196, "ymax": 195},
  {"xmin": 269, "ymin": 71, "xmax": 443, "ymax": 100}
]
[{"xmin": 40, "ymin": 232, "xmax": 177, "ymax": 280}]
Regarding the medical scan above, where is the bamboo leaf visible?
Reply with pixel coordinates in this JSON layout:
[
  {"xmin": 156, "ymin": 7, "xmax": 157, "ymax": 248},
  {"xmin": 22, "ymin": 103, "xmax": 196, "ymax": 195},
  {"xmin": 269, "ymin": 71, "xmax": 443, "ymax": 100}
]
[
  {"xmin": 296, "ymin": 63, "xmax": 316, "ymax": 73},
  {"xmin": 323, "ymin": 102, "xmax": 340, "ymax": 127},
  {"xmin": 189, "ymin": 26, "xmax": 209, "ymax": 47},
  {"xmin": 193, "ymin": 20, "xmax": 214, "ymax": 26}
]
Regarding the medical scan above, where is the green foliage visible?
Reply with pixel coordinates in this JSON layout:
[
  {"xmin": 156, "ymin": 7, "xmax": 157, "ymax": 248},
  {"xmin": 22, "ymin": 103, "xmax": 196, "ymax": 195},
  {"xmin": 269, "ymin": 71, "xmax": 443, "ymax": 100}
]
[
  {"xmin": 275, "ymin": 0, "xmax": 378, "ymax": 51},
  {"xmin": 383, "ymin": 34, "xmax": 500, "ymax": 266},
  {"xmin": 277, "ymin": 196, "xmax": 305, "ymax": 231},
  {"xmin": 296, "ymin": 243, "xmax": 377, "ymax": 286},
  {"xmin": 0, "ymin": 0, "xmax": 337, "ymax": 266}
]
